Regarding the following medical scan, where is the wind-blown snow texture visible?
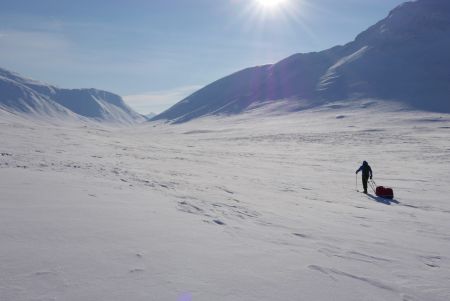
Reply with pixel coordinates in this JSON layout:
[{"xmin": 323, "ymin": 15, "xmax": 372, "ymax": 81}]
[
  {"xmin": 0, "ymin": 68, "xmax": 145, "ymax": 124},
  {"xmin": 1, "ymin": 100, "xmax": 450, "ymax": 300},
  {"xmin": 153, "ymin": 0, "xmax": 450, "ymax": 123}
]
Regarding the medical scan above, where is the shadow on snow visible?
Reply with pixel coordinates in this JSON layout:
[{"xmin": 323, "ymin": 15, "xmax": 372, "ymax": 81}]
[{"xmin": 366, "ymin": 194, "xmax": 400, "ymax": 206}]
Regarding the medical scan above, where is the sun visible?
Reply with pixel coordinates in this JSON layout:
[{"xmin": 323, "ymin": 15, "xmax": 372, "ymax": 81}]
[
  {"xmin": 255, "ymin": 0, "xmax": 288, "ymax": 9},
  {"xmin": 239, "ymin": 0, "xmax": 305, "ymax": 29}
]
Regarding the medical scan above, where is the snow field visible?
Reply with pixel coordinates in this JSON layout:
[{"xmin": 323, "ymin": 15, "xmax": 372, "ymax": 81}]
[{"xmin": 1, "ymin": 101, "xmax": 450, "ymax": 300}]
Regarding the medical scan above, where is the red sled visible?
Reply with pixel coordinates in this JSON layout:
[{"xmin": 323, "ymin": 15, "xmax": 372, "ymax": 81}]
[{"xmin": 375, "ymin": 186, "xmax": 394, "ymax": 199}]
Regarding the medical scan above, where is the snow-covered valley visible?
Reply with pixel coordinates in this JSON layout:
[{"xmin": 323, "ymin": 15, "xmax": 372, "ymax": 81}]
[{"xmin": 1, "ymin": 101, "xmax": 450, "ymax": 301}]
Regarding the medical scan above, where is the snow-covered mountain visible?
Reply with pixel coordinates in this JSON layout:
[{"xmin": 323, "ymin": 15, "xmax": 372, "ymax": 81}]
[
  {"xmin": 145, "ymin": 112, "xmax": 157, "ymax": 120},
  {"xmin": 0, "ymin": 68, "xmax": 145, "ymax": 124},
  {"xmin": 153, "ymin": 0, "xmax": 450, "ymax": 123}
]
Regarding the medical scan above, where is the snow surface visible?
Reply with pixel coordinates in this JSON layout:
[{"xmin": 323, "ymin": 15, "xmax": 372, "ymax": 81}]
[{"xmin": 1, "ymin": 100, "xmax": 450, "ymax": 300}]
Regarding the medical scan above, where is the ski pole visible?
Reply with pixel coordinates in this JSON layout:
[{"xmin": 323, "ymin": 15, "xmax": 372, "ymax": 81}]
[{"xmin": 355, "ymin": 174, "xmax": 358, "ymax": 192}]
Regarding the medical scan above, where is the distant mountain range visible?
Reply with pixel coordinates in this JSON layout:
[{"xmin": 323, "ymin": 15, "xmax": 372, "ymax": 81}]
[
  {"xmin": 0, "ymin": 68, "xmax": 145, "ymax": 124},
  {"xmin": 153, "ymin": 0, "xmax": 450, "ymax": 123},
  {"xmin": 145, "ymin": 112, "xmax": 157, "ymax": 120}
]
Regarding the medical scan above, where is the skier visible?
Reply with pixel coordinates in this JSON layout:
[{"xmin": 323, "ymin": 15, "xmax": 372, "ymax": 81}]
[{"xmin": 356, "ymin": 161, "xmax": 373, "ymax": 194}]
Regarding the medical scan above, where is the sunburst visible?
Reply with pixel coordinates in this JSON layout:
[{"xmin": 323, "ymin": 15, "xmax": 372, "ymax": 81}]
[{"xmin": 255, "ymin": 0, "xmax": 288, "ymax": 9}]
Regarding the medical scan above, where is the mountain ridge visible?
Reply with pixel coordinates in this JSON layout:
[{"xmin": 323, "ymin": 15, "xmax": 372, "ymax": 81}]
[
  {"xmin": 153, "ymin": 0, "xmax": 450, "ymax": 123},
  {"xmin": 0, "ymin": 67, "xmax": 145, "ymax": 124}
]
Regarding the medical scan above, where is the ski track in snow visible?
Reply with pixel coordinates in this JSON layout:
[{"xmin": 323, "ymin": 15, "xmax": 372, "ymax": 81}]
[{"xmin": 1, "ymin": 103, "xmax": 450, "ymax": 300}]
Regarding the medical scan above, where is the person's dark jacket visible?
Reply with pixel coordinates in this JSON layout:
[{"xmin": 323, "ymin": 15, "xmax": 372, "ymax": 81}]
[{"xmin": 356, "ymin": 162, "xmax": 373, "ymax": 179}]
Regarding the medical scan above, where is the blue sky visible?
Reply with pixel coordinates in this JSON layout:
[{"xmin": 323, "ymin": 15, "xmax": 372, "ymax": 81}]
[{"xmin": 0, "ymin": 0, "xmax": 405, "ymax": 114}]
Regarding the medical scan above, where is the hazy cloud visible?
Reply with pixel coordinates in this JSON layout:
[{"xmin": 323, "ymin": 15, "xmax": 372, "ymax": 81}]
[{"xmin": 0, "ymin": 29, "xmax": 71, "ymax": 56}]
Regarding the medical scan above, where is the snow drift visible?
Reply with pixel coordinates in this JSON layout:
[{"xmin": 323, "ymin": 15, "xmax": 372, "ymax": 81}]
[{"xmin": 153, "ymin": 0, "xmax": 450, "ymax": 123}]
